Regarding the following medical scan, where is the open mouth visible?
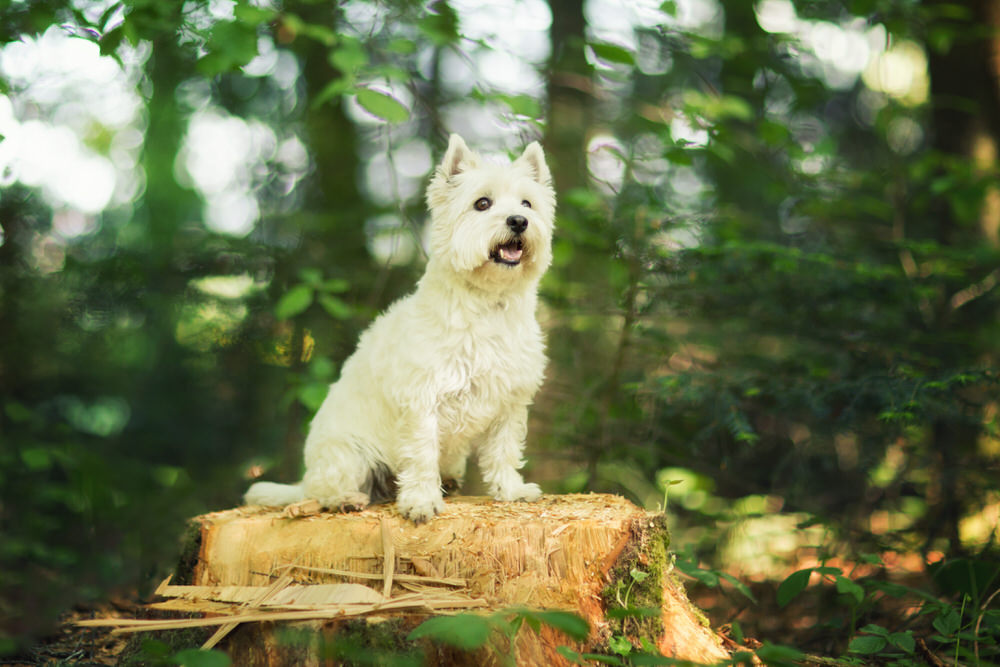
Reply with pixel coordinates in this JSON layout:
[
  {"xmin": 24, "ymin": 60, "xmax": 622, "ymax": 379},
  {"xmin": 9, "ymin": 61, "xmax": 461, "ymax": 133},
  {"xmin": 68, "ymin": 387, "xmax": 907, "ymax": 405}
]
[{"xmin": 490, "ymin": 238, "xmax": 524, "ymax": 266}]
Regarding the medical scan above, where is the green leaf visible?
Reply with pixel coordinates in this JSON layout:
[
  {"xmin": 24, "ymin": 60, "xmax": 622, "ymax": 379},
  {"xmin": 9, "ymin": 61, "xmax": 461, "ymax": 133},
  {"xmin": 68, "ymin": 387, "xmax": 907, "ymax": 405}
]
[
  {"xmin": 631, "ymin": 653, "xmax": 681, "ymax": 666},
  {"xmin": 730, "ymin": 620, "xmax": 744, "ymax": 645},
  {"xmin": 153, "ymin": 466, "xmax": 182, "ymax": 488},
  {"xmin": 848, "ymin": 635, "xmax": 887, "ymax": 655},
  {"xmin": 933, "ymin": 608, "xmax": 961, "ymax": 636},
  {"xmin": 308, "ymin": 357, "xmax": 336, "ymax": 379},
  {"xmin": 417, "ymin": 1, "xmax": 459, "ymax": 46},
  {"xmin": 139, "ymin": 640, "xmax": 171, "ymax": 661},
  {"xmin": 755, "ymin": 642, "xmax": 805, "ymax": 667},
  {"xmin": 298, "ymin": 268, "xmax": 324, "ymax": 287},
  {"xmin": 5, "ymin": 402, "xmax": 34, "ymax": 423},
  {"xmin": 495, "ymin": 93, "xmax": 543, "ymax": 119},
  {"xmin": 313, "ymin": 78, "xmax": 354, "ymax": 108},
  {"xmin": 387, "ymin": 38, "xmax": 417, "ymax": 54},
  {"xmin": 674, "ymin": 559, "xmax": 719, "ymax": 586},
  {"xmin": 890, "ymin": 631, "xmax": 916, "ymax": 654},
  {"xmin": 318, "ymin": 294, "xmax": 352, "ymax": 320},
  {"xmin": 321, "ymin": 278, "xmax": 350, "ymax": 293},
  {"xmin": 355, "ymin": 88, "xmax": 410, "ymax": 123},
  {"xmin": 588, "ymin": 41, "xmax": 636, "ymax": 66},
  {"xmin": 297, "ymin": 383, "xmax": 329, "ymax": 411},
  {"xmin": 173, "ymin": 648, "xmax": 232, "ymax": 667},
  {"xmin": 629, "ymin": 567, "xmax": 649, "ymax": 583},
  {"xmin": 555, "ymin": 645, "xmax": 587, "ymax": 665},
  {"xmin": 608, "ymin": 634, "xmax": 632, "ymax": 656},
  {"xmin": 233, "ymin": 3, "xmax": 276, "ymax": 26},
  {"xmin": 20, "ymin": 448, "xmax": 52, "ymax": 471},
  {"xmin": 556, "ymin": 646, "xmax": 626, "ymax": 666},
  {"xmin": 776, "ymin": 568, "xmax": 812, "ymax": 608},
  {"xmin": 516, "ymin": 610, "xmax": 589, "ymax": 641},
  {"xmin": 835, "ymin": 576, "xmax": 865, "ymax": 604},
  {"xmin": 198, "ymin": 20, "xmax": 259, "ymax": 75},
  {"xmin": 407, "ymin": 614, "xmax": 493, "ymax": 650},
  {"xmin": 720, "ymin": 572, "xmax": 757, "ymax": 603},
  {"xmin": 274, "ymin": 284, "xmax": 314, "ymax": 320},
  {"xmin": 329, "ymin": 37, "xmax": 368, "ymax": 75},
  {"xmin": 858, "ymin": 623, "xmax": 889, "ymax": 637}
]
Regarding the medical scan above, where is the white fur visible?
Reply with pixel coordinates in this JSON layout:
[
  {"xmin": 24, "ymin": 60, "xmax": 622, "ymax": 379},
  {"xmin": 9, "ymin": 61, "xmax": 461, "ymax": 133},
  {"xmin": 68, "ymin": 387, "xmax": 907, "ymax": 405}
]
[{"xmin": 245, "ymin": 135, "xmax": 555, "ymax": 522}]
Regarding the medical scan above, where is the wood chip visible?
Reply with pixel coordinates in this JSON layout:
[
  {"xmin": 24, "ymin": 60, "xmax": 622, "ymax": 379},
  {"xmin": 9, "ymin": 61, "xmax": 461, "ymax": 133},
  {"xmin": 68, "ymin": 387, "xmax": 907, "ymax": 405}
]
[
  {"xmin": 381, "ymin": 516, "xmax": 395, "ymax": 598},
  {"xmin": 281, "ymin": 499, "xmax": 322, "ymax": 518},
  {"xmin": 409, "ymin": 557, "xmax": 441, "ymax": 579},
  {"xmin": 279, "ymin": 564, "xmax": 466, "ymax": 588},
  {"xmin": 77, "ymin": 594, "xmax": 488, "ymax": 635}
]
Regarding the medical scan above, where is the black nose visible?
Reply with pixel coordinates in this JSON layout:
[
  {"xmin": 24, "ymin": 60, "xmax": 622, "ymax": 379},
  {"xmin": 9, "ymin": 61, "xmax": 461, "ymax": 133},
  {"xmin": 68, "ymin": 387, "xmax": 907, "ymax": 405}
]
[{"xmin": 506, "ymin": 215, "xmax": 528, "ymax": 234}]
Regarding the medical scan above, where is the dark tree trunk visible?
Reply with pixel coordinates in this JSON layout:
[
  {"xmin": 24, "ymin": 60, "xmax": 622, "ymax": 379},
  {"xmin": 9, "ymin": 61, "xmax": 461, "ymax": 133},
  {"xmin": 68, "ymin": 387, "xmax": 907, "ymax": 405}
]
[
  {"xmin": 923, "ymin": 0, "xmax": 1000, "ymax": 554},
  {"xmin": 545, "ymin": 0, "xmax": 592, "ymax": 192}
]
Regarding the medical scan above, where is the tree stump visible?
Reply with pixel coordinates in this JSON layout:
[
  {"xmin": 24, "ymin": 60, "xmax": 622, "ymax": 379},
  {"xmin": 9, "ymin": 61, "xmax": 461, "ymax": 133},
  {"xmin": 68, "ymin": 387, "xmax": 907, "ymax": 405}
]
[{"xmin": 155, "ymin": 494, "xmax": 729, "ymax": 665}]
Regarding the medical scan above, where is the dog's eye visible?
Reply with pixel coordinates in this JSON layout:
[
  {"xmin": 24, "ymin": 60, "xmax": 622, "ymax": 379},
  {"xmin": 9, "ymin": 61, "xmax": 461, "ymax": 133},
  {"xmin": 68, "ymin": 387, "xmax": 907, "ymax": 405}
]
[
  {"xmin": 521, "ymin": 200, "xmax": 532, "ymax": 208},
  {"xmin": 474, "ymin": 197, "xmax": 492, "ymax": 211}
]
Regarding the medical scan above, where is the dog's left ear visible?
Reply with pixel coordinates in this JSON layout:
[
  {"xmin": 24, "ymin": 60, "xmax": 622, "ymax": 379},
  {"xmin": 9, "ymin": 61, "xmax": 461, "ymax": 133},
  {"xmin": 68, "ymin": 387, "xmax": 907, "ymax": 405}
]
[
  {"xmin": 439, "ymin": 134, "xmax": 480, "ymax": 180},
  {"xmin": 517, "ymin": 142, "xmax": 552, "ymax": 187}
]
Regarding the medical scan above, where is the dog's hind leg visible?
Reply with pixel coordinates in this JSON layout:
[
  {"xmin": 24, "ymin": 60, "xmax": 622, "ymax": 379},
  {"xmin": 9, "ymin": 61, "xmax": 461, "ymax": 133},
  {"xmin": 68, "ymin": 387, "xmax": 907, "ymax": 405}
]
[
  {"xmin": 478, "ymin": 406, "xmax": 542, "ymax": 503},
  {"xmin": 301, "ymin": 438, "xmax": 375, "ymax": 511}
]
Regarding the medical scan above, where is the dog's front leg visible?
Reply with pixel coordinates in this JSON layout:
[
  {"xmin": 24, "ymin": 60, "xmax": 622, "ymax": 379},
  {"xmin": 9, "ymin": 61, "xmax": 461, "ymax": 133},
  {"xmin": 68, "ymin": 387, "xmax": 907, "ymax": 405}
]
[
  {"xmin": 479, "ymin": 406, "xmax": 543, "ymax": 503},
  {"xmin": 395, "ymin": 412, "xmax": 445, "ymax": 523}
]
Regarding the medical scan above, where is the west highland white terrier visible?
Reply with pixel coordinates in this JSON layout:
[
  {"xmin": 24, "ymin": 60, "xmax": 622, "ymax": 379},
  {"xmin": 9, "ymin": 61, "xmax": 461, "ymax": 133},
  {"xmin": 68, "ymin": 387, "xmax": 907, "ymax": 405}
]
[{"xmin": 245, "ymin": 134, "xmax": 555, "ymax": 522}]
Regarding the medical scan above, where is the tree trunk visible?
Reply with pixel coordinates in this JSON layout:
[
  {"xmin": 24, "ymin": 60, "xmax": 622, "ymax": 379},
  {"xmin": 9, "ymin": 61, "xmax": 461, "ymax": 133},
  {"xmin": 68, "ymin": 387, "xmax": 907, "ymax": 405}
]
[
  {"xmin": 923, "ymin": 0, "xmax": 1000, "ymax": 554},
  {"xmin": 100, "ymin": 495, "xmax": 729, "ymax": 666},
  {"xmin": 545, "ymin": 0, "xmax": 592, "ymax": 193}
]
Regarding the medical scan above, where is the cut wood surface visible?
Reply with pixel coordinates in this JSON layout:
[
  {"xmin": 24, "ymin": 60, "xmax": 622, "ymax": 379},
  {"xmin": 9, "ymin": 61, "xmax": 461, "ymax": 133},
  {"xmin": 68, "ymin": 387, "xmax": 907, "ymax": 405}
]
[{"xmin": 82, "ymin": 493, "xmax": 730, "ymax": 666}]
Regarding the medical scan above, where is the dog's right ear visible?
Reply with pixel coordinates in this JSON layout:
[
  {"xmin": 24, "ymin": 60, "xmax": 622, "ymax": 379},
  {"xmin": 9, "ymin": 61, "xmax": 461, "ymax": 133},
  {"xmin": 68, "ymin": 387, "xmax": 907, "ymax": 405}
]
[{"xmin": 438, "ymin": 134, "xmax": 479, "ymax": 179}]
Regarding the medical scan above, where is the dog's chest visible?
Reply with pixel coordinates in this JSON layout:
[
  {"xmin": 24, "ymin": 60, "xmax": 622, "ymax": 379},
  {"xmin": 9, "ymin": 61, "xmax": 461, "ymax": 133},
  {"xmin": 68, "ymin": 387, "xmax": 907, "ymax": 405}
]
[{"xmin": 433, "ymin": 320, "xmax": 541, "ymax": 436}]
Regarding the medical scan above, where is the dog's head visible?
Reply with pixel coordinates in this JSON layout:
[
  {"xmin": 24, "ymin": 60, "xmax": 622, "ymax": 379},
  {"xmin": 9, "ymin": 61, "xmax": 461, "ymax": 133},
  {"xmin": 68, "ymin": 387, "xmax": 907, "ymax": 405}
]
[{"xmin": 425, "ymin": 134, "xmax": 555, "ymax": 291}]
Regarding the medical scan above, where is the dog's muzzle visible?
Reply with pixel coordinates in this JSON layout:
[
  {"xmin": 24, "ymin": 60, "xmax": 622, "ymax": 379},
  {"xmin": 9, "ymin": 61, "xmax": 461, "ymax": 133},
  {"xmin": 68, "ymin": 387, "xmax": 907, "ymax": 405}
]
[
  {"xmin": 490, "ymin": 215, "xmax": 528, "ymax": 266},
  {"xmin": 491, "ymin": 237, "xmax": 524, "ymax": 265}
]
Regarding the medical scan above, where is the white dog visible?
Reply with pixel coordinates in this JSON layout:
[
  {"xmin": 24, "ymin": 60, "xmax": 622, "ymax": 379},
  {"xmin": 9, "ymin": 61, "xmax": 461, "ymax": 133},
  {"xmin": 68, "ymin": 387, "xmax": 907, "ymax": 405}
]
[{"xmin": 245, "ymin": 134, "xmax": 555, "ymax": 522}]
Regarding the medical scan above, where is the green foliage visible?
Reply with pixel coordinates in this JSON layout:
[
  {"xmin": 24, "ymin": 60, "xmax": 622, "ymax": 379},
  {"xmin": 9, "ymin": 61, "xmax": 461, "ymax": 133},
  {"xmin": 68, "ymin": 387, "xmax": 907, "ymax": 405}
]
[
  {"xmin": 2, "ymin": 0, "xmax": 1000, "ymax": 662},
  {"xmin": 408, "ymin": 608, "xmax": 589, "ymax": 665},
  {"xmin": 198, "ymin": 18, "xmax": 260, "ymax": 75},
  {"xmin": 407, "ymin": 614, "xmax": 494, "ymax": 650},
  {"xmin": 126, "ymin": 639, "xmax": 230, "ymax": 667},
  {"xmin": 172, "ymin": 648, "xmax": 232, "ymax": 667},
  {"xmin": 674, "ymin": 557, "xmax": 756, "ymax": 604},
  {"xmin": 753, "ymin": 642, "xmax": 806, "ymax": 667},
  {"xmin": 275, "ymin": 269, "xmax": 352, "ymax": 322},
  {"xmin": 355, "ymin": 88, "xmax": 410, "ymax": 124}
]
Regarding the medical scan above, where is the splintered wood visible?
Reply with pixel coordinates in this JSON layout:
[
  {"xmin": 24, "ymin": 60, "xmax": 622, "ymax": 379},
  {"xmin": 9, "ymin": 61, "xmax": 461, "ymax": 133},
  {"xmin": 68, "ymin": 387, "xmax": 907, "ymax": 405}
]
[{"xmin": 80, "ymin": 494, "xmax": 729, "ymax": 666}]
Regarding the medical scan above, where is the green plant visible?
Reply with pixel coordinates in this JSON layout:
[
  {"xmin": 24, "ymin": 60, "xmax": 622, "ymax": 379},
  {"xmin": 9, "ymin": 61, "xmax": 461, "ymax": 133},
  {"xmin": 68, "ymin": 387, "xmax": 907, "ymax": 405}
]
[
  {"xmin": 408, "ymin": 607, "xmax": 589, "ymax": 667},
  {"xmin": 129, "ymin": 640, "xmax": 230, "ymax": 667},
  {"xmin": 774, "ymin": 556, "xmax": 1000, "ymax": 665}
]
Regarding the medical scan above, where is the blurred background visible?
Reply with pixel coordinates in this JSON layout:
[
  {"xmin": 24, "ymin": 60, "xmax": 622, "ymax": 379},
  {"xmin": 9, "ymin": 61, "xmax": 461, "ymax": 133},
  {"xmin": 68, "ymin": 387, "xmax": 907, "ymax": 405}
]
[{"xmin": 1, "ymin": 0, "xmax": 998, "ymax": 660}]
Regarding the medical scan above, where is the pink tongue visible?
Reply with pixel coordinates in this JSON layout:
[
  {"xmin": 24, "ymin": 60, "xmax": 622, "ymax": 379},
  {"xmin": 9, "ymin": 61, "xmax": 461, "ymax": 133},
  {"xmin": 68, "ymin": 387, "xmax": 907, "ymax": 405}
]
[{"xmin": 500, "ymin": 246, "xmax": 523, "ymax": 262}]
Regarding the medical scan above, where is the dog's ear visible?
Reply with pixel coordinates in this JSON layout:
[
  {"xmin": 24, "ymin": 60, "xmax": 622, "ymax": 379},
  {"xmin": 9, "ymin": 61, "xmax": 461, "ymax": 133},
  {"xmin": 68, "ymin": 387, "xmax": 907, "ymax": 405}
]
[
  {"xmin": 439, "ymin": 134, "xmax": 479, "ymax": 179},
  {"xmin": 517, "ymin": 141, "xmax": 552, "ymax": 187}
]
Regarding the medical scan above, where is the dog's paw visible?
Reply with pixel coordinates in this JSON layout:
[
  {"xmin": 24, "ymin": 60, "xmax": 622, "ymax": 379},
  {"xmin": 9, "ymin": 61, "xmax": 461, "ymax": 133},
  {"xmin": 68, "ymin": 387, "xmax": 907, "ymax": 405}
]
[
  {"xmin": 337, "ymin": 491, "xmax": 371, "ymax": 513},
  {"xmin": 441, "ymin": 477, "xmax": 463, "ymax": 496},
  {"xmin": 314, "ymin": 491, "xmax": 370, "ymax": 513},
  {"xmin": 495, "ymin": 482, "xmax": 543, "ymax": 503},
  {"xmin": 397, "ymin": 490, "xmax": 445, "ymax": 524}
]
